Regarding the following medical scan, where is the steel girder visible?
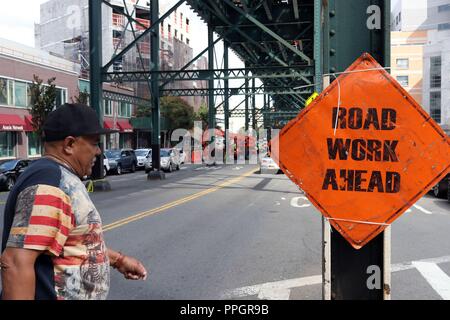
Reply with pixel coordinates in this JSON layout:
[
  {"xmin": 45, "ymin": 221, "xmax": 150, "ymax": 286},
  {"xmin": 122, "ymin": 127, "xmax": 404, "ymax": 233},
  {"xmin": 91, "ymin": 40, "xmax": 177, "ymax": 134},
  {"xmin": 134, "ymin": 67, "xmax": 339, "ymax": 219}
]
[
  {"xmin": 160, "ymin": 87, "xmax": 310, "ymax": 97},
  {"xmin": 102, "ymin": 66, "xmax": 314, "ymax": 83}
]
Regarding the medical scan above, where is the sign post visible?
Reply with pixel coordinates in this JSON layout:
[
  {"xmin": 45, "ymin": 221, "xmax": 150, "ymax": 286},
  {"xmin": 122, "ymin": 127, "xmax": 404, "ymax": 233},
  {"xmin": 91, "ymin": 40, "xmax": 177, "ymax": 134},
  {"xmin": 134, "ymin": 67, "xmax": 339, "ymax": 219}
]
[{"xmin": 272, "ymin": 53, "xmax": 450, "ymax": 299}]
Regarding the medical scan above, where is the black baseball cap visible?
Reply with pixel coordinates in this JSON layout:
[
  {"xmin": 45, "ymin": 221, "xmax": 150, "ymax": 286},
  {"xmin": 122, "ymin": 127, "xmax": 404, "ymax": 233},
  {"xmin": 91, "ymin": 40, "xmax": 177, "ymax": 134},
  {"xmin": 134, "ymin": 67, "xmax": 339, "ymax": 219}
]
[{"xmin": 43, "ymin": 103, "xmax": 118, "ymax": 142}]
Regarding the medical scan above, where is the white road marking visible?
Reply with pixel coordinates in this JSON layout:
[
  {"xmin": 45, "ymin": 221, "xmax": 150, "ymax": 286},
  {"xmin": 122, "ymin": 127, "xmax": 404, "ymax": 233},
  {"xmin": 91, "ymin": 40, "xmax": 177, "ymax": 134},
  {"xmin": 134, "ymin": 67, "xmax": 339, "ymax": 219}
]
[
  {"xmin": 222, "ymin": 255, "xmax": 450, "ymax": 299},
  {"xmin": 281, "ymin": 197, "xmax": 286, "ymax": 200},
  {"xmin": 290, "ymin": 196, "xmax": 311, "ymax": 208},
  {"xmin": 413, "ymin": 262, "xmax": 450, "ymax": 300},
  {"xmin": 180, "ymin": 167, "xmax": 188, "ymax": 170},
  {"xmin": 413, "ymin": 204, "xmax": 432, "ymax": 215}
]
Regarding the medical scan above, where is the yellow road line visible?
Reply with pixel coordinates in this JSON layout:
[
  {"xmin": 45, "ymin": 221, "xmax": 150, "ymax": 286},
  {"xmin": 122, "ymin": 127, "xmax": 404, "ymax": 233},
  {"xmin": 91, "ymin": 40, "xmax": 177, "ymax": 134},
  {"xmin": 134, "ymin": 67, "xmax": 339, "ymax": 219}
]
[{"xmin": 103, "ymin": 168, "xmax": 257, "ymax": 232}]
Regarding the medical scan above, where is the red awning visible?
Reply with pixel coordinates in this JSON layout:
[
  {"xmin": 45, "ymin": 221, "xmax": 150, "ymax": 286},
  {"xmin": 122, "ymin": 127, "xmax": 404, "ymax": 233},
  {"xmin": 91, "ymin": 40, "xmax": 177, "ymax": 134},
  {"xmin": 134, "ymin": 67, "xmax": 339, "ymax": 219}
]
[
  {"xmin": 104, "ymin": 119, "xmax": 115, "ymax": 130},
  {"xmin": 117, "ymin": 120, "xmax": 133, "ymax": 133},
  {"xmin": 0, "ymin": 114, "xmax": 26, "ymax": 131},
  {"xmin": 24, "ymin": 115, "xmax": 34, "ymax": 132}
]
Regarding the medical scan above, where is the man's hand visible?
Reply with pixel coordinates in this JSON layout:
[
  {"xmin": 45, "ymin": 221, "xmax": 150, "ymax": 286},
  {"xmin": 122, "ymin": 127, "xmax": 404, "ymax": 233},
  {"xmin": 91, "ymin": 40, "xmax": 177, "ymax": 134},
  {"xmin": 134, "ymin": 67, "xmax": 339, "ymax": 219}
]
[{"xmin": 108, "ymin": 249, "xmax": 147, "ymax": 280}]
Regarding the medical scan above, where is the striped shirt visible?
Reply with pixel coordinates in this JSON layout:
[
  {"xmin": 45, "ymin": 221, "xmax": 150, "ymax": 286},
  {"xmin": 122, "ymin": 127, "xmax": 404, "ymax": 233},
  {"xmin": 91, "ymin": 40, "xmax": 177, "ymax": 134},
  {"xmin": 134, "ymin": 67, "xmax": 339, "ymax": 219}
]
[{"xmin": 1, "ymin": 158, "xmax": 110, "ymax": 300}]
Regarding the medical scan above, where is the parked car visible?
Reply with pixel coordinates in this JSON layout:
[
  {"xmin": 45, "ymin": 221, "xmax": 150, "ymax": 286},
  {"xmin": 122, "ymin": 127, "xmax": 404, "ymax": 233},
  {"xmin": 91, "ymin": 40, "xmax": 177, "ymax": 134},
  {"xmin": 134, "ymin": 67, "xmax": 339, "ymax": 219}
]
[
  {"xmin": 0, "ymin": 159, "xmax": 32, "ymax": 191},
  {"xmin": 134, "ymin": 148, "xmax": 152, "ymax": 169},
  {"xmin": 144, "ymin": 148, "xmax": 182, "ymax": 173},
  {"xmin": 431, "ymin": 173, "xmax": 450, "ymax": 199},
  {"xmin": 104, "ymin": 149, "xmax": 137, "ymax": 175},
  {"xmin": 102, "ymin": 153, "xmax": 110, "ymax": 177}
]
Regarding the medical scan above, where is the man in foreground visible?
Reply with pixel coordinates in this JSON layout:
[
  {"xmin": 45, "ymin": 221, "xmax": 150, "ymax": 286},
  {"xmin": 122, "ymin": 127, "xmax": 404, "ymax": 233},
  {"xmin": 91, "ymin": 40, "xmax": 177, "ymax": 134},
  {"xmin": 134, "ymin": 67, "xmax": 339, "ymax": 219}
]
[{"xmin": 0, "ymin": 103, "xmax": 147, "ymax": 300}]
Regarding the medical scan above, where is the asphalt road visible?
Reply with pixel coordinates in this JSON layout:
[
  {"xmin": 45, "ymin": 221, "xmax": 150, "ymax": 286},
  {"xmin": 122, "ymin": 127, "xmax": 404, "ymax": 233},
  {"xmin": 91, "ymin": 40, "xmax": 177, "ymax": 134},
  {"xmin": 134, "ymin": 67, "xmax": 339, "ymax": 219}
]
[{"xmin": 0, "ymin": 164, "xmax": 449, "ymax": 300}]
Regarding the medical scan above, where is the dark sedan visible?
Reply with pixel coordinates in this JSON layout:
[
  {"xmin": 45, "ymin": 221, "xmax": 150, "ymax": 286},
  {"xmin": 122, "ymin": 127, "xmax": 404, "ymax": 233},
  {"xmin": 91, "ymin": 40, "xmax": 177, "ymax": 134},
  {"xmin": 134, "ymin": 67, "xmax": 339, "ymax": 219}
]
[{"xmin": 0, "ymin": 159, "xmax": 32, "ymax": 191}]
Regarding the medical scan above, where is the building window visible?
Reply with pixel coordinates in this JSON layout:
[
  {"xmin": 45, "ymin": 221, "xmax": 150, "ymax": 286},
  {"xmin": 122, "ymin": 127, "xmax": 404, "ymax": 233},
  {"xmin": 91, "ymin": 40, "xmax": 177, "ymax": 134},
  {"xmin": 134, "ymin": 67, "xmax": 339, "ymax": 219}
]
[
  {"xmin": 438, "ymin": 4, "xmax": 450, "ymax": 12},
  {"xmin": 396, "ymin": 58, "xmax": 409, "ymax": 69},
  {"xmin": 8, "ymin": 80, "xmax": 14, "ymax": 105},
  {"xmin": 119, "ymin": 134, "xmax": 131, "ymax": 148},
  {"xmin": 186, "ymin": 18, "xmax": 189, "ymax": 33},
  {"xmin": 186, "ymin": 38, "xmax": 190, "ymax": 45},
  {"xmin": 438, "ymin": 23, "xmax": 450, "ymax": 31},
  {"xmin": 181, "ymin": 34, "xmax": 183, "ymax": 41},
  {"xmin": 0, "ymin": 132, "xmax": 16, "ymax": 158},
  {"xmin": 180, "ymin": 13, "xmax": 183, "ymax": 27},
  {"xmin": 119, "ymin": 101, "xmax": 131, "ymax": 117},
  {"xmin": 0, "ymin": 78, "xmax": 7, "ymax": 105},
  {"xmin": 55, "ymin": 88, "xmax": 67, "ymax": 107},
  {"xmin": 399, "ymin": 12, "xmax": 401, "ymax": 23},
  {"xmin": 396, "ymin": 76, "xmax": 409, "ymax": 87},
  {"xmin": 175, "ymin": 29, "xmax": 178, "ymax": 39},
  {"xmin": 27, "ymin": 132, "xmax": 41, "ymax": 156},
  {"xmin": 430, "ymin": 56, "xmax": 441, "ymax": 88},
  {"xmin": 104, "ymin": 99, "xmax": 113, "ymax": 116},
  {"xmin": 14, "ymin": 81, "xmax": 27, "ymax": 107},
  {"xmin": 430, "ymin": 92, "xmax": 441, "ymax": 123}
]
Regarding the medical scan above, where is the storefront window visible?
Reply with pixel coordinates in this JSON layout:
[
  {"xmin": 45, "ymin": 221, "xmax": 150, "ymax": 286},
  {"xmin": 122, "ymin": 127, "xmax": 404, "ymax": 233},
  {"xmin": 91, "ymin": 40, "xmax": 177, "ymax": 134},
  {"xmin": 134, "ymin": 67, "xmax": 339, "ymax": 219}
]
[
  {"xmin": 27, "ymin": 132, "xmax": 42, "ymax": 156},
  {"xmin": 119, "ymin": 133, "xmax": 131, "ymax": 148},
  {"xmin": 0, "ymin": 132, "xmax": 16, "ymax": 158}
]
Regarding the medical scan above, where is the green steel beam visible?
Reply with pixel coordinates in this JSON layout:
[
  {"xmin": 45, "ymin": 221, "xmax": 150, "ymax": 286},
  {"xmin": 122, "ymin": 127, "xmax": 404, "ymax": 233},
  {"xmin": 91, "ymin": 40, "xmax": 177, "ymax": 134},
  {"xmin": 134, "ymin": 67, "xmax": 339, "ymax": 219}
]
[
  {"xmin": 245, "ymin": 65, "xmax": 249, "ymax": 131},
  {"xmin": 103, "ymin": 90, "xmax": 150, "ymax": 105},
  {"xmin": 160, "ymin": 87, "xmax": 310, "ymax": 96},
  {"xmin": 221, "ymin": 0, "xmax": 312, "ymax": 65},
  {"xmin": 252, "ymin": 77, "xmax": 256, "ymax": 129},
  {"xmin": 208, "ymin": 23, "xmax": 215, "ymax": 131},
  {"xmin": 201, "ymin": 0, "xmax": 312, "ymax": 85},
  {"xmin": 88, "ymin": 0, "xmax": 104, "ymax": 180},
  {"xmin": 150, "ymin": 0, "xmax": 161, "ymax": 172},
  {"xmin": 103, "ymin": 66, "xmax": 313, "ymax": 83},
  {"xmin": 224, "ymin": 41, "xmax": 230, "ymax": 133},
  {"xmin": 314, "ymin": 0, "xmax": 322, "ymax": 93}
]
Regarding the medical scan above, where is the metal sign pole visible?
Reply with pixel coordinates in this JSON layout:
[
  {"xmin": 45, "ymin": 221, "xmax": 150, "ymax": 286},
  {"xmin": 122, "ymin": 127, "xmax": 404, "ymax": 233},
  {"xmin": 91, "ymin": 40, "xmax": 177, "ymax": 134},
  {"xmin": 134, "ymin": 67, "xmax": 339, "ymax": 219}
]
[{"xmin": 322, "ymin": 0, "xmax": 391, "ymax": 300}]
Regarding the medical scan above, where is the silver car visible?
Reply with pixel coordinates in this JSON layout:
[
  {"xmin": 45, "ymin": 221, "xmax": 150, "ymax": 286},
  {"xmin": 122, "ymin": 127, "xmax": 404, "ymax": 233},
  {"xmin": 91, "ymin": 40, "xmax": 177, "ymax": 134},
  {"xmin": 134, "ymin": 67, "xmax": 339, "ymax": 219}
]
[
  {"xmin": 144, "ymin": 148, "xmax": 182, "ymax": 173},
  {"xmin": 134, "ymin": 148, "xmax": 152, "ymax": 169}
]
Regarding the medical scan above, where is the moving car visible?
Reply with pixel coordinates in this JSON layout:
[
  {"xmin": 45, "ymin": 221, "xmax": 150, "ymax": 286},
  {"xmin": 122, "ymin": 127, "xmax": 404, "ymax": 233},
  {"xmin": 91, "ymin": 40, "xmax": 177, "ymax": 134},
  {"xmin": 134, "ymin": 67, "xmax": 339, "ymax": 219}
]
[
  {"xmin": 178, "ymin": 148, "xmax": 187, "ymax": 164},
  {"xmin": 0, "ymin": 159, "xmax": 32, "ymax": 191},
  {"xmin": 144, "ymin": 148, "xmax": 182, "ymax": 173},
  {"xmin": 260, "ymin": 155, "xmax": 282, "ymax": 174},
  {"xmin": 104, "ymin": 149, "xmax": 137, "ymax": 175},
  {"xmin": 134, "ymin": 148, "xmax": 152, "ymax": 169}
]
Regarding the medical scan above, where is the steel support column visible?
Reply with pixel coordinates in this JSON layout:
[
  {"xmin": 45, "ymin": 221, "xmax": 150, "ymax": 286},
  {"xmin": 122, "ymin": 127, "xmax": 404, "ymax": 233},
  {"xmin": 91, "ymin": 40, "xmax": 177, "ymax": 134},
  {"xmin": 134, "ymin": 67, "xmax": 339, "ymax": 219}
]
[
  {"xmin": 244, "ymin": 65, "xmax": 249, "ymax": 131},
  {"xmin": 224, "ymin": 42, "xmax": 230, "ymax": 133},
  {"xmin": 88, "ymin": 0, "xmax": 104, "ymax": 180},
  {"xmin": 208, "ymin": 24, "xmax": 215, "ymax": 133},
  {"xmin": 252, "ymin": 77, "xmax": 256, "ymax": 130},
  {"xmin": 149, "ymin": 0, "xmax": 163, "ymax": 178}
]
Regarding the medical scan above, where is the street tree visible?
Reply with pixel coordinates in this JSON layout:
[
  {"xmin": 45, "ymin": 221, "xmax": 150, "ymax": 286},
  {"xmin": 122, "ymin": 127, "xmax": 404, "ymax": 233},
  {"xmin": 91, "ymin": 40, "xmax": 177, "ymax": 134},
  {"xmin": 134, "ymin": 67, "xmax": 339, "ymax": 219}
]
[
  {"xmin": 29, "ymin": 75, "xmax": 57, "ymax": 139},
  {"xmin": 161, "ymin": 96, "xmax": 195, "ymax": 135}
]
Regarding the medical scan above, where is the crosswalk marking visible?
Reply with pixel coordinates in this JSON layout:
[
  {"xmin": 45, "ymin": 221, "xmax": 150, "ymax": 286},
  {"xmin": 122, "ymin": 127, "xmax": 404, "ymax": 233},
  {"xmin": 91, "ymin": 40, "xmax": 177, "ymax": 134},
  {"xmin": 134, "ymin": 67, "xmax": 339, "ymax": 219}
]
[
  {"xmin": 413, "ymin": 204, "xmax": 433, "ymax": 215},
  {"xmin": 413, "ymin": 262, "xmax": 450, "ymax": 300},
  {"xmin": 222, "ymin": 255, "xmax": 450, "ymax": 300}
]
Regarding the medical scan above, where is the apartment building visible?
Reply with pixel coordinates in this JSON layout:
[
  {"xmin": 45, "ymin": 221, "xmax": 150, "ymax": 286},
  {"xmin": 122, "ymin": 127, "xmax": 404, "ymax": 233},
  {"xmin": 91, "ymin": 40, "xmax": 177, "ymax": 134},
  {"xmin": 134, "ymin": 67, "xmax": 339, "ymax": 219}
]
[
  {"xmin": 35, "ymin": 0, "xmax": 205, "ymax": 110},
  {"xmin": 391, "ymin": 31, "xmax": 428, "ymax": 104},
  {"xmin": 392, "ymin": 0, "xmax": 450, "ymax": 133}
]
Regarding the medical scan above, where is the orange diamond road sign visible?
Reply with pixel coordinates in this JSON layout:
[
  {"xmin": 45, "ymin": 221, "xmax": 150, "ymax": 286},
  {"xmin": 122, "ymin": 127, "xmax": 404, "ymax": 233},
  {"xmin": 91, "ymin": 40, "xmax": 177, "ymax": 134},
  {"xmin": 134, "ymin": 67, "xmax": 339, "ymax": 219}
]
[{"xmin": 271, "ymin": 53, "xmax": 450, "ymax": 249}]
